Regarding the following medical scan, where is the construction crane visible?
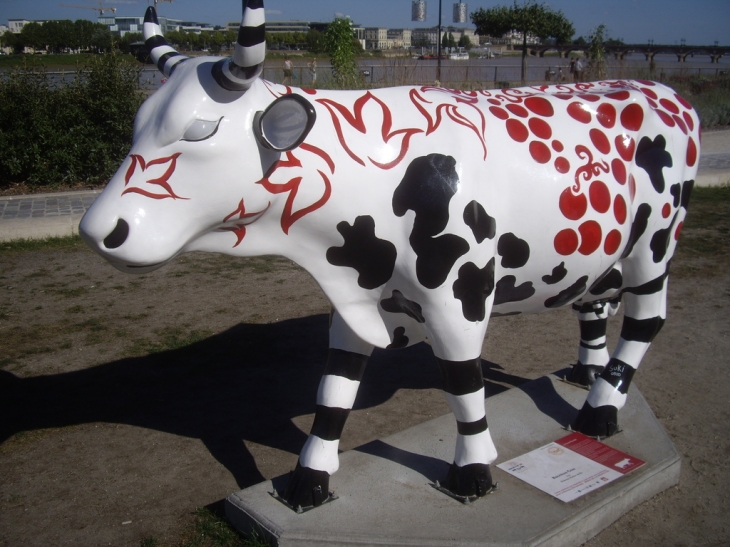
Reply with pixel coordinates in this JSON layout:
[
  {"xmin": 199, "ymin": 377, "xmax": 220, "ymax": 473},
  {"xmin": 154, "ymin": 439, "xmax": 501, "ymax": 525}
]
[{"xmin": 59, "ymin": 2, "xmax": 117, "ymax": 15}]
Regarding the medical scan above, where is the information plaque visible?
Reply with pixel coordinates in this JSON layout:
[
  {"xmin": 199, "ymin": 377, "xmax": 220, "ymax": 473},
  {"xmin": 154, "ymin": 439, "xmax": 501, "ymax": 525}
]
[{"xmin": 497, "ymin": 432, "xmax": 645, "ymax": 502}]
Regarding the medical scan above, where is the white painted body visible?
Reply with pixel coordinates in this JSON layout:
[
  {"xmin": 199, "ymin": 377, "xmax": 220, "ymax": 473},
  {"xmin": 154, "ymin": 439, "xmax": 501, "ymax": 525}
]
[{"xmin": 81, "ymin": 58, "xmax": 699, "ymax": 366}]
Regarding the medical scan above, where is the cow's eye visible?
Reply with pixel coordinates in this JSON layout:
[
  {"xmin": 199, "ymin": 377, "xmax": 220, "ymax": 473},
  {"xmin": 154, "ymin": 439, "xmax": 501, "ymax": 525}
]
[{"xmin": 181, "ymin": 117, "xmax": 222, "ymax": 142}]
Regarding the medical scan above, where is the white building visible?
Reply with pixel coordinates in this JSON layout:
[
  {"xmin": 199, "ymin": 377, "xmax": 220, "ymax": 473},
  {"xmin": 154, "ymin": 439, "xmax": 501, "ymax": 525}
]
[
  {"xmin": 98, "ymin": 15, "xmax": 213, "ymax": 36},
  {"xmin": 8, "ymin": 19, "xmax": 46, "ymax": 34},
  {"xmin": 388, "ymin": 28, "xmax": 412, "ymax": 49},
  {"xmin": 412, "ymin": 26, "xmax": 476, "ymax": 47},
  {"xmin": 364, "ymin": 27, "xmax": 388, "ymax": 50}
]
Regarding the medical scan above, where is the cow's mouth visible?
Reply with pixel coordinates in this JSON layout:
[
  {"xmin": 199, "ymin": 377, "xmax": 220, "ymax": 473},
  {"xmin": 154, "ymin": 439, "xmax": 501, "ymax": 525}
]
[{"xmin": 104, "ymin": 256, "xmax": 170, "ymax": 274}]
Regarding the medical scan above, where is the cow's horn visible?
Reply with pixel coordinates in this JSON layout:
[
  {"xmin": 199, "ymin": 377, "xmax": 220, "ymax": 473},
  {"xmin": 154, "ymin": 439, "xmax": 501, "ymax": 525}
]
[
  {"xmin": 143, "ymin": 6, "xmax": 189, "ymax": 77},
  {"xmin": 212, "ymin": 0, "xmax": 265, "ymax": 91}
]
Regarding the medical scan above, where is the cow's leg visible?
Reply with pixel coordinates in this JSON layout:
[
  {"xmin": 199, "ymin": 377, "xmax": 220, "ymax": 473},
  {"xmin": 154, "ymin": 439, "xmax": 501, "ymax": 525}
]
[
  {"xmin": 566, "ymin": 299, "xmax": 620, "ymax": 387},
  {"xmin": 283, "ymin": 311, "xmax": 373, "ymax": 509},
  {"xmin": 573, "ymin": 280, "xmax": 667, "ymax": 437},
  {"xmin": 437, "ymin": 357, "xmax": 497, "ymax": 497}
]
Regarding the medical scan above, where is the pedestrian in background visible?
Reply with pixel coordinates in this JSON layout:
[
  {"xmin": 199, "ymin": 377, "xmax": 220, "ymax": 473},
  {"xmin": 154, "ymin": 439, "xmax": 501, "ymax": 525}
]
[
  {"xmin": 282, "ymin": 56, "xmax": 293, "ymax": 85},
  {"xmin": 307, "ymin": 58, "xmax": 317, "ymax": 85}
]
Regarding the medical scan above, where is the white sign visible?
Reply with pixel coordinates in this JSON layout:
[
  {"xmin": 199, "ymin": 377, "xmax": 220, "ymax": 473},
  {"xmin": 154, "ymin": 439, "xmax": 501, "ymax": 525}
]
[{"xmin": 497, "ymin": 432, "xmax": 645, "ymax": 503}]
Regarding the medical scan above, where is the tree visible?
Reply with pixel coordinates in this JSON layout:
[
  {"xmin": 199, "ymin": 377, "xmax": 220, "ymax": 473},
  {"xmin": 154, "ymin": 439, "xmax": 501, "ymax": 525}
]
[
  {"xmin": 442, "ymin": 31, "xmax": 457, "ymax": 50},
  {"xmin": 306, "ymin": 29, "xmax": 326, "ymax": 53},
  {"xmin": 117, "ymin": 32, "xmax": 143, "ymax": 55},
  {"xmin": 74, "ymin": 20, "xmax": 100, "ymax": 51},
  {"xmin": 209, "ymin": 31, "xmax": 224, "ymax": 55},
  {"xmin": 586, "ymin": 24, "xmax": 608, "ymax": 80},
  {"xmin": 471, "ymin": 1, "xmax": 574, "ymax": 84},
  {"xmin": 458, "ymin": 34, "xmax": 472, "ymax": 49},
  {"xmin": 91, "ymin": 27, "xmax": 113, "ymax": 53},
  {"xmin": 19, "ymin": 22, "xmax": 46, "ymax": 52},
  {"xmin": 325, "ymin": 17, "xmax": 358, "ymax": 88},
  {"xmin": 1, "ymin": 30, "xmax": 18, "ymax": 53}
]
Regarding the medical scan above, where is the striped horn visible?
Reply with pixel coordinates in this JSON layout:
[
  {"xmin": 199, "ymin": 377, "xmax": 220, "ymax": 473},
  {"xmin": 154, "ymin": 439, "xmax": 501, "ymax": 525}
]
[
  {"xmin": 212, "ymin": 0, "xmax": 266, "ymax": 91},
  {"xmin": 143, "ymin": 6, "xmax": 189, "ymax": 77}
]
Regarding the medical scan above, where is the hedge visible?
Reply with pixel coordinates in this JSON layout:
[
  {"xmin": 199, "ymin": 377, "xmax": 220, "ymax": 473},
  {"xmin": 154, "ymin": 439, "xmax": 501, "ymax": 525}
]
[{"xmin": 0, "ymin": 53, "xmax": 144, "ymax": 190}]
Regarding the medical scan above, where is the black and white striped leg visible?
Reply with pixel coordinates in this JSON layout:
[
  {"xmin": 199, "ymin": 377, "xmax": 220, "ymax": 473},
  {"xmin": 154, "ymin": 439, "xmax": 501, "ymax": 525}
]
[
  {"xmin": 574, "ymin": 285, "xmax": 666, "ymax": 437},
  {"xmin": 566, "ymin": 300, "xmax": 618, "ymax": 387},
  {"xmin": 284, "ymin": 348, "xmax": 369, "ymax": 508},
  {"xmin": 437, "ymin": 357, "xmax": 497, "ymax": 497}
]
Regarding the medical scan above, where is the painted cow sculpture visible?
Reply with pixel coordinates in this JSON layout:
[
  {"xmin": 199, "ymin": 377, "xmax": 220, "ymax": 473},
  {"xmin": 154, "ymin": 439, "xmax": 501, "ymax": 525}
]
[{"xmin": 80, "ymin": 0, "xmax": 699, "ymax": 508}]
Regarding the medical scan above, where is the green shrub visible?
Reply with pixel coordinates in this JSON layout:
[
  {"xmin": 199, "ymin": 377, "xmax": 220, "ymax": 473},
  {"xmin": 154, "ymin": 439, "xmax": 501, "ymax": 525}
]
[
  {"xmin": 0, "ymin": 53, "xmax": 144, "ymax": 190},
  {"xmin": 668, "ymin": 75, "xmax": 730, "ymax": 129}
]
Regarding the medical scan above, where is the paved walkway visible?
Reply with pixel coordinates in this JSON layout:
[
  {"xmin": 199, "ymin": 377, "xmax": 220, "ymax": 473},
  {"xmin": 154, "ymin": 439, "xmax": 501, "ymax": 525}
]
[{"xmin": 1, "ymin": 131, "xmax": 729, "ymax": 242}]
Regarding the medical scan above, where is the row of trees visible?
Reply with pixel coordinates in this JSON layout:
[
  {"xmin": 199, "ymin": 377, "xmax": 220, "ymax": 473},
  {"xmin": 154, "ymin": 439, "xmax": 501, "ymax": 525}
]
[{"xmin": 0, "ymin": 20, "xmax": 115, "ymax": 54}]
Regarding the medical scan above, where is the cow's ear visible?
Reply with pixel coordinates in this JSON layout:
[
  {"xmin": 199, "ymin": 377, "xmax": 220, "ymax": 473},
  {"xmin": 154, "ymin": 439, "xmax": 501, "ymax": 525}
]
[{"xmin": 254, "ymin": 95, "xmax": 316, "ymax": 151}]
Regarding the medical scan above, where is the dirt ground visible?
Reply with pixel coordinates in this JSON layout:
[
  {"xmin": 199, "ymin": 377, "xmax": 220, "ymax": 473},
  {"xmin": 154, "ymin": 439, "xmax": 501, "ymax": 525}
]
[{"xmin": 0, "ymin": 207, "xmax": 729, "ymax": 546}]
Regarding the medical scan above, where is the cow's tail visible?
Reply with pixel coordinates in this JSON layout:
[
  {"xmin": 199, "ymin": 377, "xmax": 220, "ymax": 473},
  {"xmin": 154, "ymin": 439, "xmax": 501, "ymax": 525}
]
[
  {"xmin": 143, "ymin": 6, "xmax": 189, "ymax": 77},
  {"xmin": 213, "ymin": 0, "xmax": 266, "ymax": 91}
]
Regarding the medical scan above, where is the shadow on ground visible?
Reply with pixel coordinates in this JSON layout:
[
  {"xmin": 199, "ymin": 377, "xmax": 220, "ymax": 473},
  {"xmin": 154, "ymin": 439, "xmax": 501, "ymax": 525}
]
[{"xmin": 0, "ymin": 314, "xmax": 530, "ymax": 490}]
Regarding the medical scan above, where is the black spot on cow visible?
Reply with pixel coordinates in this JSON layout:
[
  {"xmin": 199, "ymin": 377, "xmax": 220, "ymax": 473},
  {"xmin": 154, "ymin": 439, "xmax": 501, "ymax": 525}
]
[
  {"xmin": 545, "ymin": 275, "xmax": 589, "ymax": 308},
  {"xmin": 393, "ymin": 154, "xmax": 469, "ymax": 289},
  {"xmin": 453, "ymin": 258, "xmax": 495, "ymax": 322},
  {"xmin": 589, "ymin": 267, "xmax": 623, "ymax": 295},
  {"xmin": 650, "ymin": 213, "xmax": 678, "ymax": 263},
  {"xmin": 386, "ymin": 327, "xmax": 409, "ymax": 349},
  {"xmin": 681, "ymin": 179, "xmax": 694, "ymax": 210},
  {"xmin": 636, "ymin": 135, "xmax": 673, "ymax": 193},
  {"xmin": 326, "ymin": 215, "xmax": 397, "ymax": 289},
  {"xmin": 463, "ymin": 201, "xmax": 496, "ymax": 243},
  {"xmin": 494, "ymin": 276, "xmax": 535, "ymax": 305},
  {"xmin": 670, "ymin": 183, "xmax": 681, "ymax": 208},
  {"xmin": 414, "ymin": 234, "xmax": 470, "ymax": 289},
  {"xmin": 393, "ymin": 154, "xmax": 460, "ymax": 235},
  {"xmin": 542, "ymin": 262, "xmax": 567, "ymax": 285},
  {"xmin": 621, "ymin": 203, "xmax": 652, "ymax": 259},
  {"xmin": 497, "ymin": 233, "xmax": 530, "ymax": 269},
  {"xmin": 380, "ymin": 290, "xmax": 425, "ymax": 323}
]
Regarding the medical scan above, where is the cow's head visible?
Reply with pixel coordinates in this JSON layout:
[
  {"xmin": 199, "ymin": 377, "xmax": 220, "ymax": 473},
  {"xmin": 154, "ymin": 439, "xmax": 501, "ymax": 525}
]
[{"xmin": 80, "ymin": 0, "xmax": 316, "ymax": 273}]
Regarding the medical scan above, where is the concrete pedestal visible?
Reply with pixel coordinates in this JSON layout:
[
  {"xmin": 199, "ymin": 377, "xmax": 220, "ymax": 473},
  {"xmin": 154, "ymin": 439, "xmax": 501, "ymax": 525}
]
[{"xmin": 226, "ymin": 370, "xmax": 680, "ymax": 546}]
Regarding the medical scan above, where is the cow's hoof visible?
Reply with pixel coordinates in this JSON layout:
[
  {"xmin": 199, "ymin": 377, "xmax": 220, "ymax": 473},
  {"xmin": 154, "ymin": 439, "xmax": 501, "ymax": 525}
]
[
  {"xmin": 444, "ymin": 462, "xmax": 495, "ymax": 498},
  {"xmin": 566, "ymin": 363, "xmax": 605, "ymax": 388},
  {"xmin": 283, "ymin": 462, "xmax": 330, "ymax": 509},
  {"xmin": 573, "ymin": 402, "xmax": 619, "ymax": 438}
]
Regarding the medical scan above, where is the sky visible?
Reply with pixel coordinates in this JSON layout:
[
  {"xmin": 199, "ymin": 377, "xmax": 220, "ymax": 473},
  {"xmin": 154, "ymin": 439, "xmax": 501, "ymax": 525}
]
[{"xmin": 1, "ymin": 0, "xmax": 729, "ymax": 45}]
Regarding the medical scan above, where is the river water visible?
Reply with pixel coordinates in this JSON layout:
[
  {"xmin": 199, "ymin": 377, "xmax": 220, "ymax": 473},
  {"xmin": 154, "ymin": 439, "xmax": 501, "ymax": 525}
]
[{"xmin": 9, "ymin": 52, "xmax": 727, "ymax": 92}]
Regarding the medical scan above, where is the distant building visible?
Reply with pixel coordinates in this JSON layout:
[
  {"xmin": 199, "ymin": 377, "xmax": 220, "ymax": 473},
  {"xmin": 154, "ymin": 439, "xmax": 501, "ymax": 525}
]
[
  {"xmin": 265, "ymin": 20, "xmax": 311, "ymax": 34},
  {"xmin": 8, "ymin": 19, "xmax": 47, "ymax": 33},
  {"xmin": 364, "ymin": 27, "xmax": 412, "ymax": 50},
  {"xmin": 364, "ymin": 27, "xmax": 388, "ymax": 50},
  {"xmin": 388, "ymin": 28, "xmax": 412, "ymax": 49},
  {"xmin": 98, "ymin": 15, "xmax": 214, "ymax": 36},
  {"xmin": 0, "ymin": 24, "xmax": 9, "ymax": 35}
]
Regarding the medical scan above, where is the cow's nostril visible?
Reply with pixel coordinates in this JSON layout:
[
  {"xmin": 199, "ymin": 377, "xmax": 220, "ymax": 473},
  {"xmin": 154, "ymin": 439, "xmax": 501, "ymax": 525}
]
[{"xmin": 103, "ymin": 219, "xmax": 130, "ymax": 249}]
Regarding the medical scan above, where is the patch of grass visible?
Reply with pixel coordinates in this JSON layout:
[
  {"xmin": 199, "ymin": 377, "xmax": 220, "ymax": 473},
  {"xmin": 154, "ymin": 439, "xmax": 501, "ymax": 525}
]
[
  {"xmin": 0, "ymin": 316, "xmax": 112, "ymax": 361},
  {"xmin": 23, "ymin": 269, "xmax": 51, "ymax": 280},
  {"xmin": 0, "ymin": 357, "xmax": 16, "ymax": 369},
  {"xmin": 0, "ymin": 235, "xmax": 85, "ymax": 253},
  {"xmin": 673, "ymin": 186, "xmax": 730, "ymax": 276},
  {"xmin": 178, "ymin": 507, "xmax": 270, "ymax": 547},
  {"xmin": 65, "ymin": 305, "xmax": 84, "ymax": 314},
  {"xmin": 125, "ymin": 326, "xmax": 213, "ymax": 357},
  {"xmin": 53, "ymin": 287, "xmax": 89, "ymax": 299}
]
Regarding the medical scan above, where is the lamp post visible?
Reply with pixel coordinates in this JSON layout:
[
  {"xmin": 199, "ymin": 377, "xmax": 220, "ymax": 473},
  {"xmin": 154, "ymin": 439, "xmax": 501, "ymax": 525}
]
[
  {"xmin": 437, "ymin": 0, "xmax": 442, "ymax": 82},
  {"xmin": 412, "ymin": 2, "xmax": 468, "ymax": 85}
]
